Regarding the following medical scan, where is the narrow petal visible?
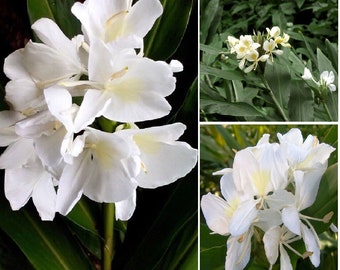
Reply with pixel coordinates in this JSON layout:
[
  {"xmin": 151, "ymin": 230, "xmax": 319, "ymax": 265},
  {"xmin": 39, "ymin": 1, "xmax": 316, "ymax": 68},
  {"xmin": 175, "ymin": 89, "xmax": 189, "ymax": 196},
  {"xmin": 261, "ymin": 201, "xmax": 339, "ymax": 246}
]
[
  {"xmin": 74, "ymin": 89, "xmax": 111, "ymax": 132},
  {"xmin": 56, "ymin": 150, "xmax": 95, "ymax": 215},
  {"xmin": 301, "ymin": 223, "xmax": 320, "ymax": 267},
  {"xmin": 225, "ymin": 231, "xmax": 252, "ymax": 270},
  {"xmin": 263, "ymin": 226, "xmax": 281, "ymax": 265},
  {"xmin": 201, "ymin": 193, "xmax": 231, "ymax": 235},
  {"xmin": 220, "ymin": 171, "xmax": 237, "ymax": 202},
  {"xmin": 280, "ymin": 244, "xmax": 293, "ymax": 270}
]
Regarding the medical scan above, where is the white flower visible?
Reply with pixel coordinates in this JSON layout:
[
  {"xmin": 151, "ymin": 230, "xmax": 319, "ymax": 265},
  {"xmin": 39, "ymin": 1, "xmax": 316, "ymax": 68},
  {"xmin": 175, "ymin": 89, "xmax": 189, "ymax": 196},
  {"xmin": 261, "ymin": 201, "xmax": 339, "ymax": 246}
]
[
  {"xmin": 0, "ymin": 138, "xmax": 56, "ymax": 220},
  {"xmin": 71, "ymin": 0, "xmax": 162, "ymax": 47},
  {"xmin": 319, "ymin": 71, "xmax": 336, "ymax": 92},
  {"xmin": 55, "ymin": 127, "xmax": 139, "ymax": 215},
  {"xmin": 3, "ymin": 18, "xmax": 86, "ymax": 113},
  {"xmin": 264, "ymin": 225, "xmax": 312, "ymax": 270},
  {"xmin": 263, "ymin": 39, "xmax": 283, "ymax": 62},
  {"xmin": 266, "ymin": 26, "xmax": 281, "ymax": 38},
  {"xmin": 277, "ymin": 128, "xmax": 335, "ymax": 181},
  {"xmin": 62, "ymin": 40, "xmax": 177, "ymax": 124},
  {"xmin": 243, "ymin": 49, "xmax": 269, "ymax": 73}
]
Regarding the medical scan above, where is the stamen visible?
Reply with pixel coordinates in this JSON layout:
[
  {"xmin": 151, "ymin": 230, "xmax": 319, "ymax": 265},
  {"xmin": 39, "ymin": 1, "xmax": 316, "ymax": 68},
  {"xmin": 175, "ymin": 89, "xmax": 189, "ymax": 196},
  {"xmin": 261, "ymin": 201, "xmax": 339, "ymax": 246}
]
[
  {"xmin": 110, "ymin": 67, "xmax": 129, "ymax": 80},
  {"xmin": 141, "ymin": 161, "xmax": 147, "ymax": 174},
  {"xmin": 282, "ymin": 241, "xmax": 305, "ymax": 258},
  {"xmin": 105, "ymin": 10, "xmax": 129, "ymax": 28}
]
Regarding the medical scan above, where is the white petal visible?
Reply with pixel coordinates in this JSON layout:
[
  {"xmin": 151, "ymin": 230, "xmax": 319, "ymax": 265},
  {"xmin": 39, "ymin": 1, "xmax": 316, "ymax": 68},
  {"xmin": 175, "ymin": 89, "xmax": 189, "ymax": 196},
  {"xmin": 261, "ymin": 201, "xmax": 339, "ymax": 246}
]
[
  {"xmin": 32, "ymin": 173, "xmax": 56, "ymax": 220},
  {"xmin": 56, "ymin": 150, "xmax": 95, "ymax": 215},
  {"xmin": 32, "ymin": 18, "xmax": 78, "ymax": 60},
  {"xmin": 74, "ymin": 89, "xmax": 112, "ymax": 132},
  {"xmin": 255, "ymin": 209, "xmax": 282, "ymax": 231},
  {"xmin": 280, "ymin": 244, "xmax": 293, "ymax": 270},
  {"xmin": 104, "ymin": 58, "xmax": 175, "ymax": 122},
  {"xmin": 82, "ymin": 129, "xmax": 137, "ymax": 202},
  {"xmin": 266, "ymin": 189, "xmax": 295, "ymax": 210},
  {"xmin": 301, "ymin": 223, "xmax": 320, "ymax": 267},
  {"xmin": 15, "ymin": 110, "xmax": 56, "ymax": 138},
  {"xmin": 294, "ymin": 170, "xmax": 321, "ymax": 210},
  {"xmin": 229, "ymin": 199, "xmax": 258, "ymax": 236},
  {"xmin": 133, "ymin": 140, "xmax": 197, "ymax": 188},
  {"xmin": 115, "ymin": 191, "xmax": 136, "ymax": 221},
  {"xmin": 0, "ymin": 139, "xmax": 34, "ymax": 169},
  {"xmin": 201, "ymin": 193, "xmax": 231, "ymax": 235},
  {"xmin": 44, "ymin": 86, "xmax": 74, "ymax": 132},
  {"xmin": 282, "ymin": 206, "xmax": 301, "ymax": 235},
  {"xmin": 263, "ymin": 226, "xmax": 281, "ymax": 265},
  {"xmin": 4, "ymin": 167, "xmax": 36, "ymax": 210},
  {"xmin": 5, "ymin": 79, "xmax": 44, "ymax": 111},
  {"xmin": 3, "ymin": 49, "xmax": 29, "ymax": 80},
  {"xmin": 23, "ymin": 41, "xmax": 81, "ymax": 82},
  {"xmin": 169, "ymin": 60, "xmax": 183, "ymax": 73},
  {"xmin": 220, "ymin": 171, "xmax": 237, "ymax": 202},
  {"xmin": 127, "ymin": 0, "xmax": 163, "ymax": 38},
  {"xmin": 225, "ymin": 232, "xmax": 252, "ymax": 270}
]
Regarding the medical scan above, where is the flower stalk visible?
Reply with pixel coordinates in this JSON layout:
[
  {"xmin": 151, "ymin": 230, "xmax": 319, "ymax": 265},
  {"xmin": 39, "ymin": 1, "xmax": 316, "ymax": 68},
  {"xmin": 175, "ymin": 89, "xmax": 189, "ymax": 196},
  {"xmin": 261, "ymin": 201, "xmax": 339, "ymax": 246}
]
[
  {"xmin": 103, "ymin": 203, "xmax": 115, "ymax": 270},
  {"xmin": 260, "ymin": 73, "xmax": 289, "ymax": 121}
]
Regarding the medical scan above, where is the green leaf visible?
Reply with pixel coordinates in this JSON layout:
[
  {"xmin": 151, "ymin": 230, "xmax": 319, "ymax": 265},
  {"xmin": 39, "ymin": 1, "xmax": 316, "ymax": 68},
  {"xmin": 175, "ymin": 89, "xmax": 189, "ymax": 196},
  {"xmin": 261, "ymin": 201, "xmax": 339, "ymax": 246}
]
[
  {"xmin": 27, "ymin": 0, "xmax": 81, "ymax": 38},
  {"xmin": 317, "ymin": 48, "xmax": 337, "ymax": 82},
  {"xmin": 288, "ymin": 81, "xmax": 314, "ymax": 121},
  {"xmin": 200, "ymin": 0, "xmax": 220, "ymax": 44},
  {"xmin": 65, "ymin": 197, "xmax": 102, "ymax": 259},
  {"xmin": 144, "ymin": 0, "xmax": 193, "ymax": 60},
  {"xmin": 264, "ymin": 59, "xmax": 291, "ymax": 111},
  {"xmin": 201, "ymin": 64, "xmax": 245, "ymax": 80},
  {"xmin": 201, "ymin": 99, "xmax": 264, "ymax": 117},
  {"xmin": 200, "ymin": 224, "xmax": 225, "ymax": 270},
  {"xmin": 325, "ymin": 39, "xmax": 338, "ymax": 71},
  {"xmin": 0, "ymin": 198, "xmax": 94, "ymax": 270}
]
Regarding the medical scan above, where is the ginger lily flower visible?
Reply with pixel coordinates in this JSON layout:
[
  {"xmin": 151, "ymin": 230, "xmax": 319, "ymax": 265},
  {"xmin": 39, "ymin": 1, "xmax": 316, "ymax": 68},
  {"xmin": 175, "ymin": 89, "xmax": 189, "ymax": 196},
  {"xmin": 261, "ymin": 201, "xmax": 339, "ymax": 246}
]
[
  {"xmin": 3, "ymin": 18, "xmax": 86, "ymax": 113},
  {"xmin": 319, "ymin": 71, "xmax": 336, "ymax": 92},
  {"xmin": 63, "ymin": 40, "xmax": 177, "ymax": 125},
  {"xmin": 56, "ymin": 127, "xmax": 139, "ymax": 215}
]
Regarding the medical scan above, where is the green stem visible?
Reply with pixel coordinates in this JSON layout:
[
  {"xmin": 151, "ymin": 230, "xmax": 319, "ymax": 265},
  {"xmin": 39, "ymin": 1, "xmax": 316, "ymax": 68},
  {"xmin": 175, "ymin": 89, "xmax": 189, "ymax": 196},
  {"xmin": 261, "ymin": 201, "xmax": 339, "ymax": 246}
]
[
  {"xmin": 103, "ymin": 203, "xmax": 115, "ymax": 270},
  {"xmin": 260, "ymin": 74, "xmax": 289, "ymax": 121},
  {"xmin": 323, "ymin": 102, "xmax": 334, "ymax": 121}
]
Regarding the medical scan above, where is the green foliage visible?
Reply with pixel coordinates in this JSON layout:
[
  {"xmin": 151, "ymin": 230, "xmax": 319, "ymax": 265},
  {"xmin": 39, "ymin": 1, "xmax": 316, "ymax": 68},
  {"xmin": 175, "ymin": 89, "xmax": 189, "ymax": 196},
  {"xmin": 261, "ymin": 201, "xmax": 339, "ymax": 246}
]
[
  {"xmin": 200, "ymin": 125, "xmax": 338, "ymax": 269},
  {"xmin": 200, "ymin": 0, "xmax": 338, "ymax": 121}
]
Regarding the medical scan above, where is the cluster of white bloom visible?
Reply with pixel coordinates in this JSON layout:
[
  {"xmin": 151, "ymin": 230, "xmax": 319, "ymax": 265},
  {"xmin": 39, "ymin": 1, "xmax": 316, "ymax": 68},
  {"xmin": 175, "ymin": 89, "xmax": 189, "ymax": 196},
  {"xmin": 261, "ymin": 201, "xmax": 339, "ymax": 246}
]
[
  {"xmin": 227, "ymin": 26, "xmax": 291, "ymax": 73},
  {"xmin": 0, "ymin": 0, "xmax": 197, "ymax": 221},
  {"xmin": 201, "ymin": 128, "xmax": 335, "ymax": 270}
]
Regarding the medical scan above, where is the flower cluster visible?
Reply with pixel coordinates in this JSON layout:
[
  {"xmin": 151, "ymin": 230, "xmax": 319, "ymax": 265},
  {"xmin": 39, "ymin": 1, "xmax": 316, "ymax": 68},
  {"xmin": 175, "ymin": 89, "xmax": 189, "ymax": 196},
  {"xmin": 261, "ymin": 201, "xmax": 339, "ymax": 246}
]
[
  {"xmin": 227, "ymin": 26, "xmax": 291, "ymax": 73},
  {"xmin": 0, "ymin": 0, "xmax": 197, "ymax": 221},
  {"xmin": 302, "ymin": 67, "xmax": 336, "ymax": 102},
  {"xmin": 201, "ymin": 128, "xmax": 335, "ymax": 270}
]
